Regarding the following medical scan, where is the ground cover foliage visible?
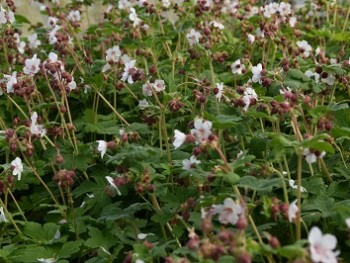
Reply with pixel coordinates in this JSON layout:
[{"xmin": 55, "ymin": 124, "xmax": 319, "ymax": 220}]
[{"xmin": 0, "ymin": 0, "xmax": 350, "ymax": 262}]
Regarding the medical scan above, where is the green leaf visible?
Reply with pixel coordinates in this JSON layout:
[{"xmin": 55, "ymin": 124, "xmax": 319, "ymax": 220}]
[
  {"xmin": 223, "ymin": 172, "xmax": 240, "ymax": 184},
  {"xmin": 57, "ymin": 240, "xmax": 84, "ymax": 259},
  {"xmin": 84, "ymin": 227, "xmax": 118, "ymax": 249}
]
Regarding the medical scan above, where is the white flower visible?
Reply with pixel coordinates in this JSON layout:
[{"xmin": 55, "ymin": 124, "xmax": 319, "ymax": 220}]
[
  {"xmin": 68, "ymin": 79, "xmax": 77, "ymax": 91},
  {"xmin": 289, "ymin": 16, "xmax": 297, "ymax": 27},
  {"xmin": 105, "ymin": 45, "xmax": 121, "ymax": 63},
  {"xmin": 305, "ymin": 70, "xmax": 320, "ymax": 84},
  {"xmin": 11, "ymin": 157, "xmax": 23, "ymax": 181},
  {"xmin": 173, "ymin": 130, "xmax": 186, "ymax": 149},
  {"xmin": 210, "ymin": 21, "xmax": 225, "ymax": 30},
  {"xmin": 321, "ymin": 74, "xmax": 335, "ymax": 85},
  {"xmin": 186, "ymin": 29, "xmax": 202, "ymax": 46},
  {"xmin": 142, "ymin": 82, "xmax": 153, "ymax": 96},
  {"xmin": 297, "ymin": 40, "xmax": 312, "ymax": 58},
  {"xmin": 0, "ymin": 7, "xmax": 7, "ymax": 24},
  {"xmin": 303, "ymin": 148, "xmax": 326, "ymax": 164},
  {"xmin": 30, "ymin": 112, "xmax": 46, "ymax": 137},
  {"xmin": 105, "ymin": 176, "xmax": 121, "ymax": 196},
  {"xmin": 24, "ymin": 54, "xmax": 41, "ymax": 76},
  {"xmin": 153, "ymin": 79, "xmax": 165, "ymax": 92},
  {"xmin": 137, "ymin": 233, "xmax": 148, "ymax": 240},
  {"xmin": 182, "ymin": 155, "xmax": 201, "ymax": 170},
  {"xmin": 67, "ymin": 10, "xmax": 81, "ymax": 22},
  {"xmin": 14, "ymin": 33, "xmax": 26, "ymax": 54},
  {"xmin": 37, "ymin": 258, "xmax": 56, "ymax": 263},
  {"xmin": 138, "ymin": 99, "xmax": 149, "ymax": 109},
  {"xmin": 96, "ymin": 140, "xmax": 107, "ymax": 159},
  {"xmin": 345, "ymin": 218, "xmax": 350, "ymax": 228},
  {"xmin": 129, "ymin": 8, "xmax": 142, "ymax": 28},
  {"xmin": 135, "ymin": 260, "xmax": 145, "ymax": 263},
  {"xmin": 308, "ymin": 226, "xmax": 339, "ymax": 263},
  {"xmin": 161, "ymin": 10, "xmax": 179, "ymax": 26},
  {"xmin": 190, "ymin": 119, "xmax": 212, "ymax": 143},
  {"xmin": 44, "ymin": 52, "xmax": 65, "ymax": 77},
  {"xmin": 231, "ymin": 59, "xmax": 245, "ymax": 75},
  {"xmin": 0, "ymin": 206, "xmax": 8, "ymax": 223},
  {"xmin": 288, "ymin": 199, "xmax": 298, "ymax": 223},
  {"xmin": 211, "ymin": 198, "xmax": 243, "ymax": 225},
  {"xmin": 251, "ymin": 63, "xmax": 263, "ymax": 83},
  {"xmin": 215, "ymin": 82, "xmax": 224, "ymax": 102},
  {"xmin": 247, "ymin": 34, "xmax": 255, "ymax": 44},
  {"xmin": 48, "ymin": 25, "xmax": 61, "ymax": 45},
  {"xmin": 5, "ymin": 71, "xmax": 18, "ymax": 93},
  {"xmin": 242, "ymin": 86, "xmax": 258, "ymax": 111},
  {"xmin": 289, "ymin": 179, "xmax": 307, "ymax": 192},
  {"xmin": 121, "ymin": 54, "xmax": 136, "ymax": 84},
  {"xmin": 28, "ymin": 33, "xmax": 41, "ymax": 49},
  {"xmin": 47, "ymin": 16, "xmax": 58, "ymax": 28},
  {"xmin": 162, "ymin": 0, "xmax": 171, "ymax": 8},
  {"xmin": 102, "ymin": 63, "xmax": 111, "ymax": 73},
  {"xmin": 278, "ymin": 2, "xmax": 292, "ymax": 17},
  {"xmin": 263, "ymin": 3, "xmax": 278, "ymax": 18},
  {"xmin": 118, "ymin": 0, "xmax": 132, "ymax": 10}
]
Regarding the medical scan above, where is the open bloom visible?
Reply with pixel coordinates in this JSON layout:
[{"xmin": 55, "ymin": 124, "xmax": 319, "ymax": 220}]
[
  {"xmin": 105, "ymin": 45, "xmax": 121, "ymax": 63},
  {"xmin": 24, "ymin": 54, "xmax": 41, "ymax": 76},
  {"xmin": 231, "ymin": 59, "xmax": 245, "ymax": 75},
  {"xmin": 303, "ymin": 148, "xmax": 326, "ymax": 164},
  {"xmin": 210, "ymin": 198, "xmax": 243, "ymax": 225},
  {"xmin": 153, "ymin": 79, "xmax": 165, "ymax": 92},
  {"xmin": 308, "ymin": 226, "xmax": 339, "ymax": 263},
  {"xmin": 173, "ymin": 130, "xmax": 186, "ymax": 149},
  {"xmin": 288, "ymin": 199, "xmax": 298, "ymax": 223},
  {"xmin": 11, "ymin": 157, "xmax": 23, "ymax": 180},
  {"xmin": 297, "ymin": 40, "xmax": 312, "ymax": 57},
  {"xmin": 182, "ymin": 155, "xmax": 201, "ymax": 170},
  {"xmin": 191, "ymin": 119, "xmax": 212, "ymax": 143},
  {"xmin": 28, "ymin": 33, "xmax": 41, "ymax": 49},
  {"xmin": 67, "ymin": 10, "xmax": 81, "ymax": 22},
  {"xmin": 142, "ymin": 82, "xmax": 153, "ymax": 96},
  {"xmin": 251, "ymin": 63, "xmax": 263, "ymax": 83},
  {"xmin": 121, "ymin": 54, "xmax": 137, "ymax": 84},
  {"xmin": 186, "ymin": 29, "xmax": 201, "ymax": 46},
  {"xmin": 129, "ymin": 8, "xmax": 142, "ymax": 27},
  {"xmin": 242, "ymin": 86, "xmax": 258, "ymax": 111},
  {"xmin": 345, "ymin": 218, "xmax": 350, "ymax": 229}
]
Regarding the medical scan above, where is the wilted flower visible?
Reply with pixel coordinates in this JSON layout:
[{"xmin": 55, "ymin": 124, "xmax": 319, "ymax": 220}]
[
  {"xmin": 5, "ymin": 71, "xmax": 18, "ymax": 93},
  {"xmin": 288, "ymin": 199, "xmax": 298, "ymax": 223},
  {"xmin": 182, "ymin": 155, "xmax": 201, "ymax": 170},
  {"xmin": 289, "ymin": 179, "xmax": 307, "ymax": 192},
  {"xmin": 23, "ymin": 54, "xmax": 41, "ymax": 76},
  {"xmin": 215, "ymin": 82, "xmax": 224, "ymax": 101},
  {"xmin": 308, "ymin": 226, "xmax": 339, "ymax": 263},
  {"xmin": 105, "ymin": 176, "xmax": 121, "ymax": 196},
  {"xmin": 186, "ymin": 29, "xmax": 202, "ymax": 46},
  {"xmin": 0, "ymin": 206, "xmax": 7, "ymax": 223},
  {"xmin": 11, "ymin": 157, "xmax": 23, "ymax": 180},
  {"xmin": 96, "ymin": 140, "xmax": 107, "ymax": 158}
]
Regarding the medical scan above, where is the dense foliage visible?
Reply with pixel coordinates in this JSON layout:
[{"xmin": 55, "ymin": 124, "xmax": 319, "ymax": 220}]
[{"xmin": 0, "ymin": 0, "xmax": 350, "ymax": 262}]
